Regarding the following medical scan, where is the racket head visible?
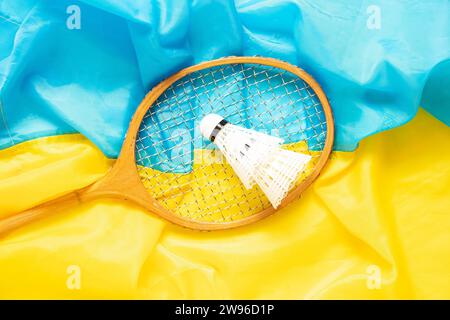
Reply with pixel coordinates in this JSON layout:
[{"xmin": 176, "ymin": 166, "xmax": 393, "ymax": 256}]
[{"xmin": 120, "ymin": 56, "xmax": 334, "ymax": 230}]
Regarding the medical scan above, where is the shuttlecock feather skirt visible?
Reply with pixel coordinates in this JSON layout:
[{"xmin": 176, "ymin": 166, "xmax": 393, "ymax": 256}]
[{"xmin": 200, "ymin": 115, "xmax": 311, "ymax": 208}]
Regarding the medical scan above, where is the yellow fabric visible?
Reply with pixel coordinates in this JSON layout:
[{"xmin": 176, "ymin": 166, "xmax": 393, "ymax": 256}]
[
  {"xmin": 0, "ymin": 109, "xmax": 449, "ymax": 299},
  {"xmin": 138, "ymin": 141, "xmax": 318, "ymax": 222}
]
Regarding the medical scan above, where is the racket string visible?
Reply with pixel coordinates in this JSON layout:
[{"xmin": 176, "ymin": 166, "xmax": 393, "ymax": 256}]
[
  {"xmin": 136, "ymin": 93, "xmax": 326, "ymax": 158},
  {"xmin": 135, "ymin": 63, "xmax": 327, "ymax": 222},
  {"xmin": 137, "ymin": 67, "xmax": 324, "ymax": 178}
]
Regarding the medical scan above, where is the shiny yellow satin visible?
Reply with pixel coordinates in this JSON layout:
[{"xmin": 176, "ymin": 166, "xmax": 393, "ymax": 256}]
[{"xmin": 0, "ymin": 109, "xmax": 449, "ymax": 299}]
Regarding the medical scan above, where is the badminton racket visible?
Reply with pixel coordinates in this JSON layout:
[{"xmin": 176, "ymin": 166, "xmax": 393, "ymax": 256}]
[{"xmin": 0, "ymin": 56, "xmax": 334, "ymax": 234}]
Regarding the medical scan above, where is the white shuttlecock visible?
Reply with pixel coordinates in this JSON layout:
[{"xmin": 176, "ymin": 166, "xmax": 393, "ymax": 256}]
[{"xmin": 200, "ymin": 114, "xmax": 311, "ymax": 208}]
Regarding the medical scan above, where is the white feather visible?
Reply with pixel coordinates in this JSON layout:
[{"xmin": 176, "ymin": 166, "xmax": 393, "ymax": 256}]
[
  {"xmin": 200, "ymin": 114, "xmax": 311, "ymax": 208},
  {"xmin": 251, "ymin": 148, "xmax": 311, "ymax": 208}
]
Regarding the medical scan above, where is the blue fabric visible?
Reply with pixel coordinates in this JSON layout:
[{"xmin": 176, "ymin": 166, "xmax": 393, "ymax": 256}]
[{"xmin": 1, "ymin": 0, "xmax": 449, "ymax": 158}]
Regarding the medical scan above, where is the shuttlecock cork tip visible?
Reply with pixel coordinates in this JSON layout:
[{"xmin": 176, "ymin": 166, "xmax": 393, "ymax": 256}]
[{"xmin": 200, "ymin": 113, "xmax": 225, "ymax": 140}]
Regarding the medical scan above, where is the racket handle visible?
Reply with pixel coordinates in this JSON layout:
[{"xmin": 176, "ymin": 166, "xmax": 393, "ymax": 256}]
[{"xmin": 0, "ymin": 191, "xmax": 84, "ymax": 238}]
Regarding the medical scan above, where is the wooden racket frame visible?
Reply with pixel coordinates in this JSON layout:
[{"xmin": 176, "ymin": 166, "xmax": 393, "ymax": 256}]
[{"xmin": 0, "ymin": 56, "xmax": 334, "ymax": 234}]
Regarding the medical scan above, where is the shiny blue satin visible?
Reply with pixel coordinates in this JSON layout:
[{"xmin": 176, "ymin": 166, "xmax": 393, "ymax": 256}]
[{"xmin": 0, "ymin": 0, "xmax": 449, "ymax": 158}]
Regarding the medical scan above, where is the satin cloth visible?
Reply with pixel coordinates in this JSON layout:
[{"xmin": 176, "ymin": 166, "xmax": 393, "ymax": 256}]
[
  {"xmin": 0, "ymin": 109, "xmax": 448, "ymax": 299},
  {"xmin": 1, "ymin": 0, "xmax": 449, "ymax": 157}
]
